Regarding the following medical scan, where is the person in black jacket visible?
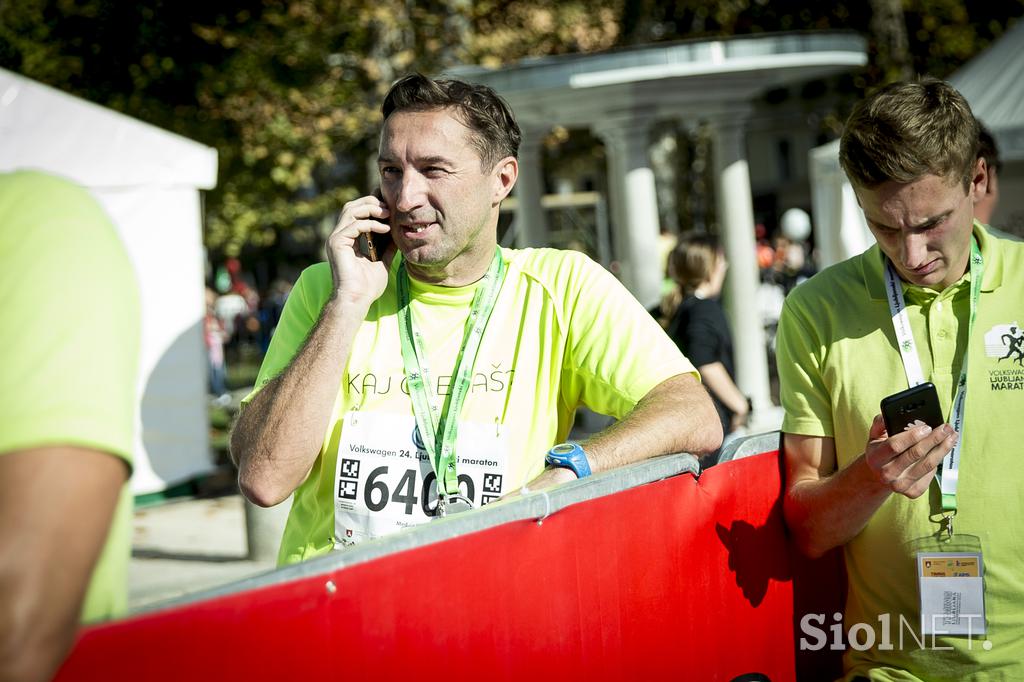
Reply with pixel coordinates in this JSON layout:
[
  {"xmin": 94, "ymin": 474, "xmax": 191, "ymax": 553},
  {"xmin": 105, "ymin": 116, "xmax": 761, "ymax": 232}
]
[{"xmin": 663, "ymin": 234, "xmax": 749, "ymax": 455}]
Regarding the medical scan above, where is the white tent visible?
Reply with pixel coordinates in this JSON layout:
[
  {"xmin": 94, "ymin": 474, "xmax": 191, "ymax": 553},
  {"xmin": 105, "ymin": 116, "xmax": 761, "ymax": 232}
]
[
  {"xmin": 949, "ymin": 20, "xmax": 1024, "ymax": 163},
  {"xmin": 810, "ymin": 21, "xmax": 1024, "ymax": 267},
  {"xmin": 0, "ymin": 67, "xmax": 219, "ymax": 495},
  {"xmin": 950, "ymin": 19, "xmax": 1024, "ymax": 233},
  {"xmin": 809, "ymin": 139, "xmax": 872, "ymax": 270}
]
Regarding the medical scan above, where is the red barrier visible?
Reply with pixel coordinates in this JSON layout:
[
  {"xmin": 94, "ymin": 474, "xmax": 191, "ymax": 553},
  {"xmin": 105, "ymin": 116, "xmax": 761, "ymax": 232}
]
[{"xmin": 56, "ymin": 450, "xmax": 845, "ymax": 681}]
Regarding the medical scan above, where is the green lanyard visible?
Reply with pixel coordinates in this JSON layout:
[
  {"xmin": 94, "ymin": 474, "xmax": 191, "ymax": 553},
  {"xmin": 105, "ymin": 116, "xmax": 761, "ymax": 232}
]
[
  {"xmin": 883, "ymin": 237, "xmax": 983, "ymax": 514},
  {"xmin": 397, "ymin": 248, "xmax": 506, "ymax": 501}
]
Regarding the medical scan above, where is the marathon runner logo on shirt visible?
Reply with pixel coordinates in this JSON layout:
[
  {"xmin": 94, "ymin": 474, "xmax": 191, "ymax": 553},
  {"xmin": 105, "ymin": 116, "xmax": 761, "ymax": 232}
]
[{"xmin": 984, "ymin": 322, "xmax": 1024, "ymax": 391}]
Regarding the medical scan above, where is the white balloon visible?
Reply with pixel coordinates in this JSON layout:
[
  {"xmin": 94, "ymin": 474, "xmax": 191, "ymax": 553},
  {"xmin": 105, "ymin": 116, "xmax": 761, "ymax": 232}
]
[{"xmin": 780, "ymin": 208, "xmax": 812, "ymax": 242}]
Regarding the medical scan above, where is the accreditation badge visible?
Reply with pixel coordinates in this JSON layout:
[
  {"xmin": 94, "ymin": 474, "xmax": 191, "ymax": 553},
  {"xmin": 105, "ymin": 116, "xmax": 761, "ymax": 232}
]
[
  {"xmin": 908, "ymin": 534, "xmax": 986, "ymax": 636},
  {"xmin": 333, "ymin": 411, "xmax": 510, "ymax": 547}
]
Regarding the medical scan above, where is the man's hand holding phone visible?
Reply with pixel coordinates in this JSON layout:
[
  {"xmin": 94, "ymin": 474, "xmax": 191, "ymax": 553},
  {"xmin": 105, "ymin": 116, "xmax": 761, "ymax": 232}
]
[
  {"xmin": 862, "ymin": 412, "xmax": 958, "ymax": 500},
  {"xmin": 326, "ymin": 193, "xmax": 393, "ymax": 308}
]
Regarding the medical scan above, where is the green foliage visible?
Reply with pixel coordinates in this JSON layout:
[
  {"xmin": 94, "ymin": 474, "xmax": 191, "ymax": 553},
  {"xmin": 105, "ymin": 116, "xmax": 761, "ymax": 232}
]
[
  {"xmin": 468, "ymin": 0, "xmax": 621, "ymax": 64},
  {"xmin": 618, "ymin": 0, "xmax": 1024, "ymax": 87},
  {"xmin": 184, "ymin": 0, "xmax": 470, "ymax": 255},
  {"xmin": 1, "ymin": 0, "xmax": 1022, "ymax": 261}
]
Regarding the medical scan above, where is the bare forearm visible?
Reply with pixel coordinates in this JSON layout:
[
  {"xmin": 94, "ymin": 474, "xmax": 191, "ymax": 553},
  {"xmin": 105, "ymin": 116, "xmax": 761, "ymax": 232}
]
[
  {"xmin": 231, "ymin": 297, "xmax": 367, "ymax": 506},
  {"xmin": 583, "ymin": 373, "xmax": 723, "ymax": 472},
  {"xmin": 696, "ymin": 362, "xmax": 749, "ymax": 417},
  {"xmin": 785, "ymin": 419, "xmax": 956, "ymax": 558},
  {"xmin": 0, "ymin": 448, "xmax": 125, "ymax": 682},
  {"xmin": 784, "ymin": 454, "xmax": 891, "ymax": 558}
]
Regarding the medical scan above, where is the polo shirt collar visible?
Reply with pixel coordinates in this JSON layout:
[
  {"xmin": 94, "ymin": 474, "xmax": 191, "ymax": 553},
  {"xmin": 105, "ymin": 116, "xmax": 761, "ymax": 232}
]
[{"xmin": 863, "ymin": 221, "xmax": 1002, "ymax": 301}]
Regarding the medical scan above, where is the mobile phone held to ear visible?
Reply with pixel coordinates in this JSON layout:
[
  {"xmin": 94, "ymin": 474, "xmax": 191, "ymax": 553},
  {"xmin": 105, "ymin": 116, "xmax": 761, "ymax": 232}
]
[
  {"xmin": 880, "ymin": 382, "xmax": 945, "ymax": 435},
  {"xmin": 359, "ymin": 227, "xmax": 392, "ymax": 262},
  {"xmin": 359, "ymin": 188, "xmax": 392, "ymax": 262}
]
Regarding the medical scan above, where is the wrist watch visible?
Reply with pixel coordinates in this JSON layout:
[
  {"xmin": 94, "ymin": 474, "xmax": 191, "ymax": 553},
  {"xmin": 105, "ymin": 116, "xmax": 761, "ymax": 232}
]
[{"xmin": 545, "ymin": 442, "xmax": 592, "ymax": 478}]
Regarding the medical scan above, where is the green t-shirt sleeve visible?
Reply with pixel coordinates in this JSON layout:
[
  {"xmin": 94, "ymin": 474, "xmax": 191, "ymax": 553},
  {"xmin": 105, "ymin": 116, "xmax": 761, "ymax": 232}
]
[
  {"xmin": 0, "ymin": 171, "xmax": 140, "ymax": 462},
  {"xmin": 243, "ymin": 263, "xmax": 332, "ymax": 405},
  {"xmin": 0, "ymin": 171, "xmax": 140, "ymax": 623},
  {"xmin": 776, "ymin": 293, "xmax": 833, "ymax": 438},
  {"xmin": 558, "ymin": 253, "xmax": 697, "ymax": 419}
]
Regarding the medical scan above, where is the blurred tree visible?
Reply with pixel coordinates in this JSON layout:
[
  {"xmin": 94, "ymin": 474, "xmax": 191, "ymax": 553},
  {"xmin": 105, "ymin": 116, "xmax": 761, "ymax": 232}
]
[
  {"xmin": 0, "ymin": 0, "xmax": 224, "ymax": 136},
  {"xmin": 870, "ymin": 0, "xmax": 913, "ymax": 82},
  {"xmin": 1, "ymin": 0, "xmax": 1021, "ymax": 259},
  {"xmin": 616, "ymin": 0, "xmax": 1024, "ymax": 87},
  {"xmin": 0, "ymin": 0, "xmax": 621, "ymax": 259},
  {"xmin": 192, "ymin": 1, "xmax": 426, "ymax": 255},
  {"xmin": 469, "ymin": 0, "xmax": 620, "ymax": 63}
]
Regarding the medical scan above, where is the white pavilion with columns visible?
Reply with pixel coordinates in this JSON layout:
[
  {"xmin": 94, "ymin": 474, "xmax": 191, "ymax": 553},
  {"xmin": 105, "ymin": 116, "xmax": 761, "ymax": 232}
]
[{"xmin": 451, "ymin": 31, "xmax": 867, "ymax": 430}]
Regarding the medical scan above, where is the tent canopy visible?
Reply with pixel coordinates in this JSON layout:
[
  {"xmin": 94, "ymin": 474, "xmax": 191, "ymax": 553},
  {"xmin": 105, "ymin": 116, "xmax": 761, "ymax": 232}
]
[
  {"xmin": 949, "ymin": 20, "xmax": 1024, "ymax": 162},
  {"xmin": 809, "ymin": 21, "xmax": 1024, "ymax": 267},
  {"xmin": 0, "ymin": 68, "xmax": 216, "ymax": 187},
  {"xmin": 1, "ymin": 67, "xmax": 218, "ymax": 495}
]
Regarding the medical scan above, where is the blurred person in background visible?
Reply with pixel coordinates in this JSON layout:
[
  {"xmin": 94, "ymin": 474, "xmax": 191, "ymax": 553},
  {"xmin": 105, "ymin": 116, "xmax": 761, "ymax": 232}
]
[
  {"xmin": 0, "ymin": 171, "xmax": 140, "ymax": 682},
  {"xmin": 213, "ymin": 281, "xmax": 248, "ymax": 348},
  {"xmin": 257, "ymin": 277, "xmax": 294, "ymax": 354},
  {"xmin": 975, "ymin": 124, "xmax": 1001, "ymax": 226},
  {"xmin": 767, "ymin": 208, "xmax": 817, "ymax": 295},
  {"xmin": 205, "ymin": 286, "xmax": 230, "ymax": 404},
  {"xmin": 662, "ymin": 234, "xmax": 749, "ymax": 460}
]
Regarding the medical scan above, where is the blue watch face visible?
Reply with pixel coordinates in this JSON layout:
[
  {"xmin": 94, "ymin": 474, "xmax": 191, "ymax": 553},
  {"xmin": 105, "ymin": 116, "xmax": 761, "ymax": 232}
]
[{"xmin": 546, "ymin": 442, "xmax": 591, "ymax": 477}]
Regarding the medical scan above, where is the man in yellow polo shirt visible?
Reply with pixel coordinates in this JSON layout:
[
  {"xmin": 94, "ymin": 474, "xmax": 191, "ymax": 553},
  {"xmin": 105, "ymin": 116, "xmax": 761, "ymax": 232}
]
[
  {"xmin": 231, "ymin": 74, "xmax": 721, "ymax": 564},
  {"xmin": 0, "ymin": 171, "xmax": 140, "ymax": 681},
  {"xmin": 779, "ymin": 79, "xmax": 1024, "ymax": 679}
]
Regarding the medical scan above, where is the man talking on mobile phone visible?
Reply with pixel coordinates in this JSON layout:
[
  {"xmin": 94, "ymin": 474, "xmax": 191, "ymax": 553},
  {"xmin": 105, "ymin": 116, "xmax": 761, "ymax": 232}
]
[
  {"xmin": 230, "ymin": 74, "xmax": 720, "ymax": 563},
  {"xmin": 777, "ymin": 78, "xmax": 1024, "ymax": 679}
]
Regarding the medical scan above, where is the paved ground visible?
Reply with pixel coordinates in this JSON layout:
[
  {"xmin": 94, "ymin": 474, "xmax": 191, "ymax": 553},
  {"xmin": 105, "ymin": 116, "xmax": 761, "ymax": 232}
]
[{"xmin": 128, "ymin": 494, "xmax": 278, "ymax": 611}]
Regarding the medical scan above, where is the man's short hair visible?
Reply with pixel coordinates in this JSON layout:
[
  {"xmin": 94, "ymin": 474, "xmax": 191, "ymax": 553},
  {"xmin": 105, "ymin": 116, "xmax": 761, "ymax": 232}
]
[
  {"xmin": 382, "ymin": 73, "xmax": 521, "ymax": 170},
  {"xmin": 978, "ymin": 124, "xmax": 1002, "ymax": 175},
  {"xmin": 839, "ymin": 78, "xmax": 980, "ymax": 190}
]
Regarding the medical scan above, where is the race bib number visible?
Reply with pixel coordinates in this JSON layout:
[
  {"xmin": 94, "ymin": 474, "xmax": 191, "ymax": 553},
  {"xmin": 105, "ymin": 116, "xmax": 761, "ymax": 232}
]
[{"xmin": 334, "ymin": 411, "xmax": 509, "ymax": 546}]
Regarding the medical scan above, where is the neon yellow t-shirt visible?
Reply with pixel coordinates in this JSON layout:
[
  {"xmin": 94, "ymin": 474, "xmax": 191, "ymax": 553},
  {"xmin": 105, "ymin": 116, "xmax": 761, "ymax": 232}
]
[
  {"xmin": 247, "ymin": 247, "xmax": 696, "ymax": 564},
  {"xmin": 778, "ymin": 223, "xmax": 1024, "ymax": 680},
  {"xmin": 0, "ymin": 171, "xmax": 140, "ymax": 622}
]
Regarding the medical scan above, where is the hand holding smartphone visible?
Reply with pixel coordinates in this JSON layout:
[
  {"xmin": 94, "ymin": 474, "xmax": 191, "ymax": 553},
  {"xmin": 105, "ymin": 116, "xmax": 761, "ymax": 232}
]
[
  {"xmin": 359, "ymin": 229, "xmax": 393, "ymax": 262},
  {"xmin": 358, "ymin": 188, "xmax": 392, "ymax": 262},
  {"xmin": 880, "ymin": 382, "xmax": 944, "ymax": 436}
]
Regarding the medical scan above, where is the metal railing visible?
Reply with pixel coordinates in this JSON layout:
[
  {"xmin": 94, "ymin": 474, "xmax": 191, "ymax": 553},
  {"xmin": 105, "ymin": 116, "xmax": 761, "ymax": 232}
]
[{"xmin": 718, "ymin": 430, "xmax": 781, "ymax": 464}]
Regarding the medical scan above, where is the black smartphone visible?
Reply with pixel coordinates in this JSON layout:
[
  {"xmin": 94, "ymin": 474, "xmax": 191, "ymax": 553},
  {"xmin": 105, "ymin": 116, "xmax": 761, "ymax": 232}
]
[
  {"xmin": 880, "ymin": 382, "xmax": 944, "ymax": 435},
  {"xmin": 359, "ymin": 189, "xmax": 393, "ymax": 262},
  {"xmin": 359, "ymin": 229, "xmax": 392, "ymax": 262}
]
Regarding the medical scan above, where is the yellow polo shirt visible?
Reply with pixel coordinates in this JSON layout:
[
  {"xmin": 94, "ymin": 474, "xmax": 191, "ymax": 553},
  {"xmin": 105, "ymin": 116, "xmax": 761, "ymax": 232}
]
[{"xmin": 778, "ymin": 223, "xmax": 1024, "ymax": 680}]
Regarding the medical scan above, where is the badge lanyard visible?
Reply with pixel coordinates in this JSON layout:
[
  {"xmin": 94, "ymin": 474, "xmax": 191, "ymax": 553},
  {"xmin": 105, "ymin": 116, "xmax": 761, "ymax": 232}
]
[
  {"xmin": 397, "ymin": 248, "xmax": 505, "ymax": 506},
  {"xmin": 883, "ymin": 238, "xmax": 983, "ymax": 516}
]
